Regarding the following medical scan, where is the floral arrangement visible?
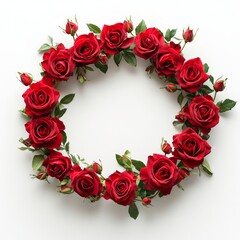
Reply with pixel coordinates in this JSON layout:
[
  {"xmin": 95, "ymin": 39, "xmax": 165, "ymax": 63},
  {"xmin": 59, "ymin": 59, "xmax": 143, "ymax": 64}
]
[{"xmin": 19, "ymin": 18, "xmax": 236, "ymax": 219}]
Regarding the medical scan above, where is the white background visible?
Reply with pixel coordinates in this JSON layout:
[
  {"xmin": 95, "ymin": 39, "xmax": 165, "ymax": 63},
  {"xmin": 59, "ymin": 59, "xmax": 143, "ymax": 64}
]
[{"xmin": 1, "ymin": 0, "xmax": 240, "ymax": 239}]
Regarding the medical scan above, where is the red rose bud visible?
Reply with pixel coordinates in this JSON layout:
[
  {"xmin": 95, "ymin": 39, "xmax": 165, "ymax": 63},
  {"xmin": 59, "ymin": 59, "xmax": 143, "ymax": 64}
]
[
  {"xmin": 99, "ymin": 53, "xmax": 108, "ymax": 65},
  {"xmin": 65, "ymin": 21, "xmax": 78, "ymax": 36},
  {"xmin": 161, "ymin": 141, "xmax": 172, "ymax": 154},
  {"xmin": 92, "ymin": 162, "xmax": 102, "ymax": 174},
  {"xmin": 214, "ymin": 80, "xmax": 226, "ymax": 92},
  {"xmin": 142, "ymin": 197, "xmax": 151, "ymax": 205},
  {"xmin": 19, "ymin": 72, "xmax": 32, "ymax": 86},
  {"xmin": 123, "ymin": 20, "xmax": 133, "ymax": 33},
  {"xmin": 165, "ymin": 83, "xmax": 177, "ymax": 93},
  {"xmin": 183, "ymin": 27, "xmax": 194, "ymax": 42},
  {"xmin": 36, "ymin": 172, "xmax": 47, "ymax": 180},
  {"xmin": 59, "ymin": 186, "xmax": 74, "ymax": 194},
  {"xmin": 175, "ymin": 111, "xmax": 187, "ymax": 122}
]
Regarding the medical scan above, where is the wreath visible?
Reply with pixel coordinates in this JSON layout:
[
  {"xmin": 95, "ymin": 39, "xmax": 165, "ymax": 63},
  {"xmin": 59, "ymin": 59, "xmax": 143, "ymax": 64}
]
[{"xmin": 19, "ymin": 18, "xmax": 236, "ymax": 219}]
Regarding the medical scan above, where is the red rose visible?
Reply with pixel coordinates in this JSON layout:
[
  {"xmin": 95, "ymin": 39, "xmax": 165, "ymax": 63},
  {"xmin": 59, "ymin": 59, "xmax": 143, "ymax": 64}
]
[
  {"xmin": 43, "ymin": 151, "xmax": 72, "ymax": 180},
  {"xmin": 71, "ymin": 33, "xmax": 101, "ymax": 65},
  {"xmin": 134, "ymin": 27, "xmax": 164, "ymax": 59},
  {"xmin": 184, "ymin": 95, "xmax": 220, "ymax": 134},
  {"xmin": 65, "ymin": 21, "xmax": 78, "ymax": 36},
  {"xmin": 41, "ymin": 44, "xmax": 75, "ymax": 82},
  {"xmin": 103, "ymin": 171, "xmax": 137, "ymax": 206},
  {"xmin": 176, "ymin": 57, "xmax": 209, "ymax": 92},
  {"xmin": 70, "ymin": 165, "xmax": 102, "ymax": 198},
  {"xmin": 100, "ymin": 23, "xmax": 134, "ymax": 55},
  {"xmin": 172, "ymin": 128, "xmax": 211, "ymax": 168},
  {"xmin": 22, "ymin": 81, "xmax": 59, "ymax": 118},
  {"xmin": 183, "ymin": 27, "xmax": 194, "ymax": 42},
  {"xmin": 154, "ymin": 44, "xmax": 185, "ymax": 76},
  {"xmin": 19, "ymin": 73, "xmax": 32, "ymax": 86},
  {"xmin": 25, "ymin": 116, "xmax": 65, "ymax": 149},
  {"xmin": 140, "ymin": 154, "xmax": 178, "ymax": 195},
  {"xmin": 214, "ymin": 80, "xmax": 225, "ymax": 92}
]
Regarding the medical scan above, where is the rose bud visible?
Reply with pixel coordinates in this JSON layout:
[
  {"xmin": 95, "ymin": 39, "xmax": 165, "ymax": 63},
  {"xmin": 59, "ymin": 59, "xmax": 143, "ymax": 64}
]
[
  {"xmin": 92, "ymin": 162, "xmax": 102, "ymax": 174},
  {"xmin": 59, "ymin": 185, "xmax": 74, "ymax": 194},
  {"xmin": 214, "ymin": 80, "xmax": 226, "ymax": 92},
  {"xmin": 19, "ymin": 72, "xmax": 32, "ymax": 86},
  {"xmin": 175, "ymin": 111, "xmax": 187, "ymax": 122},
  {"xmin": 123, "ymin": 20, "xmax": 133, "ymax": 33},
  {"xmin": 183, "ymin": 27, "xmax": 194, "ymax": 42},
  {"xmin": 142, "ymin": 197, "xmax": 151, "ymax": 205},
  {"xmin": 36, "ymin": 172, "xmax": 47, "ymax": 180},
  {"xmin": 161, "ymin": 141, "xmax": 172, "ymax": 154},
  {"xmin": 99, "ymin": 53, "xmax": 108, "ymax": 65},
  {"xmin": 165, "ymin": 83, "xmax": 177, "ymax": 93},
  {"xmin": 65, "ymin": 20, "xmax": 78, "ymax": 36}
]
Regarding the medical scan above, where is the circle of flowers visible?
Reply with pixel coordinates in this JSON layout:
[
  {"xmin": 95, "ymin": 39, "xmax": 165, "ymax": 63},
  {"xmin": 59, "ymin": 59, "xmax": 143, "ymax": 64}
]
[{"xmin": 19, "ymin": 18, "xmax": 236, "ymax": 219}]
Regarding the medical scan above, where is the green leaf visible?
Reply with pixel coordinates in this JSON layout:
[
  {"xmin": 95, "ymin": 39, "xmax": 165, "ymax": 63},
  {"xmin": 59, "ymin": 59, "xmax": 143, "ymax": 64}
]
[
  {"xmin": 38, "ymin": 43, "xmax": 51, "ymax": 53},
  {"xmin": 62, "ymin": 131, "xmax": 67, "ymax": 145},
  {"xmin": 65, "ymin": 142, "xmax": 70, "ymax": 153},
  {"xmin": 60, "ymin": 94, "xmax": 75, "ymax": 104},
  {"xmin": 202, "ymin": 160, "xmax": 213, "ymax": 176},
  {"xmin": 85, "ymin": 66, "xmax": 94, "ymax": 71},
  {"xmin": 165, "ymin": 29, "xmax": 177, "ymax": 42},
  {"xmin": 135, "ymin": 20, "xmax": 147, "ymax": 35},
  {"xmin": 19, "ymin": 147, "xmax": 28, "ymax": 151},
  {"xmin": 203, "ymin": 63, "xmax": 209, "ymax": 73},
  {"xmin": 217, "ymin": 99, "xmax": 237, "ymax": 113},
  {"xmin": 198, "ymin": 85, "xmax": 214, "ymax": 95},
  {"xmin": 70, "ymin": 154, "xmax": 78, "ymax": 164},
  {"xmin": 78, "ymin": 75, "xmax": 86, "ymax": 84},
  {"xmin": 58, "ymin": 108, "xmax": 67, "ymax": 118},
  {"xmin": 32, "ymin": 155, "xmax": 45, "ymax": 171},
  {"xmin": 177, "ymin": 92, "xmax": 184, "ymax": 106},
  {"xmin": 116, "ymin": 154, "xmax": 124, "ymax": 166},
  {"xmin": 95, "ymin": 62, "xmax": 108, "ymax": 73},
  {"xmin": 209, "ymin": 75, "xmax": 214, "ymax": 85},
  {"xmin": 172, "ymin": 120, "xmax": 182, "ymax": 126},
  {"xmin": 132, "ymin": 160, "xmax": 145, "ymax": 171},
  {"xmin": 128, "ymin": 202, "xmax": 139, "ymax": 220},
  {"xmin": 86, "ymin": 23, "xmax": 101, "ymax": 34},
  {"xmin": 48, "ymin": 35, "xmax": 53, "ymax": 46},
  {"xmin": 114, "ymin": 52, "xmax": 122, "ymax": 66},
  {"xmin": 54, "ymin": 104, "xmax": 60, "ymax": 117},
  {"xmin": 122, "ymin": 51, "xmax": 137, "ymax": 67},
  {"xmin": 59, "ymin": 178, "xmax": 69, "ymax": 186}
]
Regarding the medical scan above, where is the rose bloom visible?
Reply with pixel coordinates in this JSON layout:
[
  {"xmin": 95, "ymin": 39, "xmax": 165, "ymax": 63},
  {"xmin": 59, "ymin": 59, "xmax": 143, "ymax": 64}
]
[
  {"xmin": 134, "ymin": 27, "xmax": 164, "ymax": 59},
  {"xmin": 65, "ymin": 21, "xmax": 78, "ymax": 35},
  {"xmin": 41, "ymin": 44, "xmax": 75, "ymax": 81},
  {"xmin": 25, "ymin": 116, "xmax": 65, "ymax": 149},
  {"xmin": 70, "ymin": 165, "xmax": 102, "ymax": 198},
  {"xmin": 140, "ymin": 154, "xmax": 178, "ymax": 195},
  {"xmin": 43, "ymin": 151, "xmax": 72, "ymax": 181},
  {"xmin": 184, "ymin": 95, "xmax": 220, "ymax": 134},
  {"xmin": 20, "ymin": 73, "xmax": 32, "ymax": 86},
  {"xmin": 154, "ymin": 44, "xmax": 185, "ymax": 76},
  {"xmin": 172, "ymin": 128, "xmax": 211, "ymax": 168},
  {"xmin": 176, "ymin": 57, "xmax": 209, "ymax": 92},
  {"xmin": 22, "ymin": 81, "xmax": 59, "ymax": 118},
  {"xmin": 100, "ymin": 23, "xmax": 134, "ymax": 55},
  {"xmin": 71, "ymin": 33, "xmax": 101, "ymax": 65},
  {"xmin": 103, "ymin": 171, "xmax": 137, "ymax": 206}
]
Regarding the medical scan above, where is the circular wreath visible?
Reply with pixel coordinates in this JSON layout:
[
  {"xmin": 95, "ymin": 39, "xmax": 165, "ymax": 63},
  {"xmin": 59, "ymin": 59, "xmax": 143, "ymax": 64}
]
[{"xmin": 19, "ymin": 18, "xmax": 236, "ymax": 219}]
